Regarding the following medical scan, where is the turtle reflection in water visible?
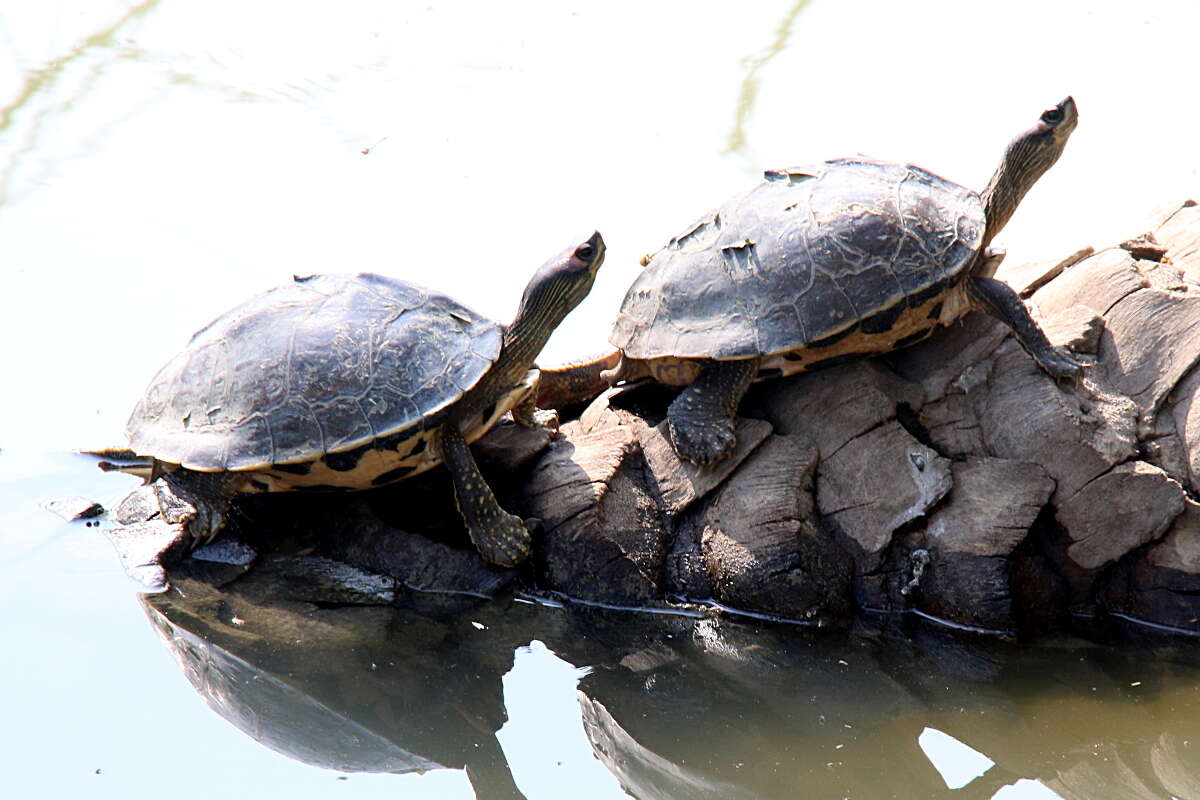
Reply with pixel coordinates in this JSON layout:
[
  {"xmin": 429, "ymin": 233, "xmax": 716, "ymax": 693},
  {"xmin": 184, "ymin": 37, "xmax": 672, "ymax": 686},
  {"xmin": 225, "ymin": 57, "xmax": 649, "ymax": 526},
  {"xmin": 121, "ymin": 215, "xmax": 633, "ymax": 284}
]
[
  {"xmin": 97, "ymin": 233, "xmax": 605, "ymax": 566},
  {"xmin": 141, "ymin": 568, "xmax": 525, "ymax": 795},
  {"xmin": 602, "ymin": 98, "xmax": 1082, "ymax": 465}
]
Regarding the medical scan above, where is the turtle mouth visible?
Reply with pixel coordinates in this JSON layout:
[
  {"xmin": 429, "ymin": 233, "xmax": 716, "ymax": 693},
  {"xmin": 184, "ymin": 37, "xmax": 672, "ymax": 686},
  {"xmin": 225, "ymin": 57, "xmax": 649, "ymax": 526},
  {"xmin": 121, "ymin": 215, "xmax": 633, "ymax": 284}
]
[{"xmin": 588, "ymin": 248, "xmax": 606, "ymax": 276}]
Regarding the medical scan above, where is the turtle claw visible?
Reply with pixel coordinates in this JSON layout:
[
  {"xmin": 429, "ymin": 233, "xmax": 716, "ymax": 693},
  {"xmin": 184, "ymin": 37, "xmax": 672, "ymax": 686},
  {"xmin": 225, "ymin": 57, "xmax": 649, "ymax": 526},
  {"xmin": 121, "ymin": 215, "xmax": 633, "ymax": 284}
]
[
  {"xmin": 1037, "ymin": 346, "xmax": 1085, "ymax": 383},
  {"xmin": 664, "ymin": 359, "xmax": 757, "ymax": 466},
  {"xmin": 528, "ymin": 408, "xmax": 560, "ymax": 432},
  {"xmin": 469, "ymin": 512, "xmax": 532, "ymax": 568},
  {"xmin": 669, "ymin": 417, "xmax": 737, "ymax": 466},
  {"xmin": 185, "ymin": 506, "xmax": 225, "ymax": 549}
]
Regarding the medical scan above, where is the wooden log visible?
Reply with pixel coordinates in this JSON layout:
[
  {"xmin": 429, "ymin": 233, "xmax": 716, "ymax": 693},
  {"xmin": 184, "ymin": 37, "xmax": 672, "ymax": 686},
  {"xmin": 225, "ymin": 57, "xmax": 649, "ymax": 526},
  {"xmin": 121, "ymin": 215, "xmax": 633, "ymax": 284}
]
[
  {"xmin": 695, "ymin": 434, "xmax": 852, "ymax": 623},
  {"xmin": 97, "ymin": 199, "xmax": 1200, "ymax": 640},
  {"xmin": 815, "ymin": 421, "xmax": 951, "ymax": 570},
  {"xmin": 914, "ymin": 458, "xmax": 1055, "ymax": 633},
  {"xmin": 522, "ymin": 425, "xmax": 667, "ymax": 604},
  {"xmin": 1055, "ymin": 462, "xmax": 1186, "ymax": 571}
]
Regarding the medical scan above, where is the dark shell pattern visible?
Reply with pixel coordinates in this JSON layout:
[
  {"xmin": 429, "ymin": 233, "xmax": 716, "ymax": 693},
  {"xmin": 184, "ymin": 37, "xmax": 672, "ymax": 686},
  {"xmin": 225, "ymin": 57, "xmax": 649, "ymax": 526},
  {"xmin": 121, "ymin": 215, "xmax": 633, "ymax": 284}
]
[
  {"xmin": 129, "ymin": 273, "xmax": 503, "ymax": 473},
  {"xmin": 611, "ymin": 158, "xmax": 986, "ymax": 362}
]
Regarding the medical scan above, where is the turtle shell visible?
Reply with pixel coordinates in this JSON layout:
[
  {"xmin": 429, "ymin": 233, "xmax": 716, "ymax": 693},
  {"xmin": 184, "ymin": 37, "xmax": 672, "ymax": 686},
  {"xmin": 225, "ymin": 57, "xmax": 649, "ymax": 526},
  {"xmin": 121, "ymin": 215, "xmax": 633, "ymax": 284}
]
[
  {"xmin": 611, "ymin": 158, "xmax": 986, "ymax": 361},
  {"xmin": 128, "ymin": 273, "xmax": 503, "ymax": 475}
]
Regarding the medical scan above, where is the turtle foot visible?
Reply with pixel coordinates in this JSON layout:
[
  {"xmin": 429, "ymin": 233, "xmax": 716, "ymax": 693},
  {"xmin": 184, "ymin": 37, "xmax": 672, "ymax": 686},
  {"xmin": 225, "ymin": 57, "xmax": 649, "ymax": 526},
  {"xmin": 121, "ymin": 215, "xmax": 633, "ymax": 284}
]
[
  {"xmin": 1037, "ymin": 346, "xmax": 1085, "ymax": 383},
  {"xmin": 664, "ymin": 358, "xmax": 757, "ymax": 466},
  {"xmin": 158, "ymin": 470, "xmax": 239, "ymax": 546},
  {"xmin": 469, "ymin": 512, "xmax": 532, "ymax": 568},
  {"xmin": 183, "ymin": 501, "xmax": 227, "ymax": 547},
  {"xmin": 668, "ymin": 416, "xmax": 737, "ymax": 466},
  {"xmin": 527, "ymin": 408, "xmax": 560, "ymax": 432},
  {"xmin": 967, "ymin": 276, "xmax": 1086, "ymax": 385}
]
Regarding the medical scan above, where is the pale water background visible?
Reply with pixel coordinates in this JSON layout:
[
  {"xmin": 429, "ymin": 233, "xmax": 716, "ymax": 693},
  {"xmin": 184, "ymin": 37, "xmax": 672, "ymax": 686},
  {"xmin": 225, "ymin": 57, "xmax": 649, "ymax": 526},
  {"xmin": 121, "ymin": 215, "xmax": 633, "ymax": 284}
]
[{"xmin": 2, "ymin": 1, "xmax": 1200, "ymax": 798}]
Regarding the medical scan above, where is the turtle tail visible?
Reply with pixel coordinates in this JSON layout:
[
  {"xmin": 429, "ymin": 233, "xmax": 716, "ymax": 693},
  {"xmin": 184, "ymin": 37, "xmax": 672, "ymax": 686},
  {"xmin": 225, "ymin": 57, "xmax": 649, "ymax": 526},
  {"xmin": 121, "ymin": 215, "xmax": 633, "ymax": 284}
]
[{"xmin": 78, "ymin": 447, "xmax": 162, "ymax": 482}]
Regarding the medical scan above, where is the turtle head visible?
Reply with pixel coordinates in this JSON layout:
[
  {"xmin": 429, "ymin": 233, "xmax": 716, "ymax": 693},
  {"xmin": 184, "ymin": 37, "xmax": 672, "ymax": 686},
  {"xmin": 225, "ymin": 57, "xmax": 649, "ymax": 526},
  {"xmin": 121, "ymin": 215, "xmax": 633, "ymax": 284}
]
[
  {"xmin": 980, "ymin": 96, "xmax": 1078, "ymax": 250},
  {"xmin": 505, "ymin": 232, "xmax": 606, "ymax": 360},
  {"xmin": 522, "ymin": 231, "xmax": 606, "ymax": 316}
]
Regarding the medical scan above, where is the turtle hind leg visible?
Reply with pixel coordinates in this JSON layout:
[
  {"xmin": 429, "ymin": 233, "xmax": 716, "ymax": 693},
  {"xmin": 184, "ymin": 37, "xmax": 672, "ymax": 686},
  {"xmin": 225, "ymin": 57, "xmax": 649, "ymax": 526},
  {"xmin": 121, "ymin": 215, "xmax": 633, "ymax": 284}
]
[
  {"xmin": 967, "ymin": 276, "xmax": 1083, "ymax": 381},
  {"xmin": 667, "ymin": 357, "xmax": 759, "ymax": 465},
  {"xmin": 159, "ymin": 469, "xmax": 244, "ymax": 545},
  {"xmin": 437, "ymin": 424, "xmax": 531, "ymax": 567}
]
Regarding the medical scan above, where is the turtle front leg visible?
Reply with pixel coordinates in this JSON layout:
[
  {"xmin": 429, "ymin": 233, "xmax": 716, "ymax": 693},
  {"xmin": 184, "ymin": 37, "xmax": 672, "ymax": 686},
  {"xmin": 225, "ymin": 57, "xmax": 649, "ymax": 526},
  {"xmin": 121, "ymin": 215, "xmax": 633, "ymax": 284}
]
[
  {"xmin": 667, "ymin": 357, "xmax": 759, "ymax": 465},
  {"xmin": 966, "ymin": 276, "xmax": 1083, "ymax": 380},
  {"xmin": 436, "ymin": 424, "xmax": 531, "ymax": 567},
  {"xmin": 510, "ymin": 389, "xmax": 558, "ymax": 431}
]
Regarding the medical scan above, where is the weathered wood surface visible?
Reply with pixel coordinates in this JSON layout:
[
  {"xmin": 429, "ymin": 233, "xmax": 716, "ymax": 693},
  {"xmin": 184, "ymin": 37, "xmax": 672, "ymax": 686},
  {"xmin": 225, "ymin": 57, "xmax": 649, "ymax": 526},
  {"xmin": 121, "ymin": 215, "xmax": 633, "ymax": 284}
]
[{"xmin": 104, "ymin": 200, "xmax": 1200, "ymax": 640}]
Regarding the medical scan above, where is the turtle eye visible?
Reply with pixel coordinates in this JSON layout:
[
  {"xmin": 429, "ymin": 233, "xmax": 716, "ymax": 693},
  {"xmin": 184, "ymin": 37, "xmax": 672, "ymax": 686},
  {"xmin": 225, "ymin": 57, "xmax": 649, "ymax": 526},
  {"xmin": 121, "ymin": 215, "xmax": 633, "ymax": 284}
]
[
  {"xmin": 1041, "ymin": 106, "xmax": 1064, "ymax": 125},
  {"xmin": 574, "ymin": 243, "xmax": 595, "ymax": 262}
]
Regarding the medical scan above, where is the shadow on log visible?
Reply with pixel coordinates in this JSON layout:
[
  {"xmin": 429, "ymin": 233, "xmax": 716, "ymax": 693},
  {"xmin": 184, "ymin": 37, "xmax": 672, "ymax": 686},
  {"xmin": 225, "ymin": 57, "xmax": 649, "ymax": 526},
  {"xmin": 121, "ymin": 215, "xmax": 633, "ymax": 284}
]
[{"xmin": 103, "ymin": 201, "xmax": 1200, "ymax": 641}]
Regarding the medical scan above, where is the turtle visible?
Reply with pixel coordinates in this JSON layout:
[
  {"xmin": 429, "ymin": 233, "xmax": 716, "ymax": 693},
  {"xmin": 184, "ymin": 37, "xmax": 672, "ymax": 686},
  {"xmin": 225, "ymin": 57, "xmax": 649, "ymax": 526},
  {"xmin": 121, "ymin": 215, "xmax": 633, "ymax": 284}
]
[
  {"xmin": 98, "ymin": 232, "xmax": 605, "ymax": 567},
  {"xmin": 602, "ymin": 97, "xmax": 1082, "ymax": 465}
]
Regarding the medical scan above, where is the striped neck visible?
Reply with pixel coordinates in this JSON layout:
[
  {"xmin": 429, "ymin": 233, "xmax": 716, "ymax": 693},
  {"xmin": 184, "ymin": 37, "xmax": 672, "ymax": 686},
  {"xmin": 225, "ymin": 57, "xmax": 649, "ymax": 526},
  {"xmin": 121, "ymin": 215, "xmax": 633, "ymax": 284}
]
[
  {"xmin": 980, "ymin": 143, "xmax": 1045, "ymax": 250},
  {"xmin": 496, "ymin": 281, "xmax": 573, "ymax": 382},
  {"xmin": 979, "ymin": 99, "xmax": 1076, "ymax": 251}
]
